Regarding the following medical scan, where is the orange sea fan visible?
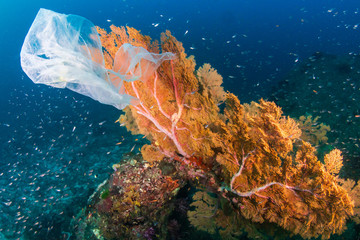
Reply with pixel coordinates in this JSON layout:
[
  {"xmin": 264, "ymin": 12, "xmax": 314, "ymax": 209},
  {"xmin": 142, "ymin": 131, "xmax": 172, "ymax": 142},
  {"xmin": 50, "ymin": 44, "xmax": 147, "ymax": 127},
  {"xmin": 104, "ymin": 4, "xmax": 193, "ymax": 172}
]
[
  {"xmin": 97, "ymin": 25, "xmax": 354, "ymax": 240},
  {"xmin": 324, "ymin": 148, "xmax": 343, "ymax": 175}
]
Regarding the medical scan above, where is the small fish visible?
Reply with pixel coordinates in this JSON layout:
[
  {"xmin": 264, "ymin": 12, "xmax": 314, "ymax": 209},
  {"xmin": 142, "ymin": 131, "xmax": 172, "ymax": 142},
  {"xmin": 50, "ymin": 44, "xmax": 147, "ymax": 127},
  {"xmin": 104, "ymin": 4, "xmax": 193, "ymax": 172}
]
[{"xmin": 184, "ymin": 30, "xmax": 188, "ymax": 35}]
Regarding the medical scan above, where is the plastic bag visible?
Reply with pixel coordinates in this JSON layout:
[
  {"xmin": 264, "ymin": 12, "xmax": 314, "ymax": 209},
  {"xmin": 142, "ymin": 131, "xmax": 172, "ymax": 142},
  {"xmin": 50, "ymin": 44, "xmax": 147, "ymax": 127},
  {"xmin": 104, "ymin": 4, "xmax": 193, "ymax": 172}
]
[{"xmin": 20, "ymin": 8, "xmax": 175, "ymax": 110}]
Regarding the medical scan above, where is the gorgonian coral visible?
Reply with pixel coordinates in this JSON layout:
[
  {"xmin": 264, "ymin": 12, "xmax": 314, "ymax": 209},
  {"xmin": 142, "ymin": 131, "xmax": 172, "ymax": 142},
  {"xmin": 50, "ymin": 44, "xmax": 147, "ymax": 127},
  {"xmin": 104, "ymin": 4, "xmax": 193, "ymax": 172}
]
[{"xmin": 97, "ymin": 25, "xmax": 354, "ymax": 239}]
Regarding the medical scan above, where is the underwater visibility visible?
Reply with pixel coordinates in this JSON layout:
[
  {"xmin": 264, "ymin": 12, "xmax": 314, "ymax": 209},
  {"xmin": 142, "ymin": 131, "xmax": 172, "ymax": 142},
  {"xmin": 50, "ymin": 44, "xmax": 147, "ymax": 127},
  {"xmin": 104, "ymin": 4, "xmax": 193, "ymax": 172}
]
[{"xmin": 1, "ymin": 1, "xmax": 360, "ymax": 240}]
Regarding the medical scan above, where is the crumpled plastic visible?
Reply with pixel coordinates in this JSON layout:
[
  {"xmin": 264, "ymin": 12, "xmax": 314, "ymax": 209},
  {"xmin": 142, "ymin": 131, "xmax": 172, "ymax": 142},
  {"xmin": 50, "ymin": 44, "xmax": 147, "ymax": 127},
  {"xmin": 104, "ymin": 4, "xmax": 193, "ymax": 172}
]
[{"xmin": 20, "ymin": 8, "xmax": 175, "ymax": 110}]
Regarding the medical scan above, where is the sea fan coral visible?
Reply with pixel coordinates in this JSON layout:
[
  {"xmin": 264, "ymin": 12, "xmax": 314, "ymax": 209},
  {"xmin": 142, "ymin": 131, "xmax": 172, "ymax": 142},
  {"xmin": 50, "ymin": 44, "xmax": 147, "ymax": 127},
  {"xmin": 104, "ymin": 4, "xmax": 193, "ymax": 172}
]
[{"xmin": 96, "ymin": 25, "xmax": 354, "ymax": 239}]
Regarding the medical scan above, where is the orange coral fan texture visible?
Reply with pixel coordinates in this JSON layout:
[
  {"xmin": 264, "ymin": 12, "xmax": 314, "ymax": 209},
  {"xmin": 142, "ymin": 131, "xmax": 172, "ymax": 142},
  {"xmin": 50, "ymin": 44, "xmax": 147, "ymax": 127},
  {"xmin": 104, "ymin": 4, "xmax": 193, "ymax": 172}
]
[{"xmin": 97, "ymin": 25, "xmax": 354, "ymax": 239}]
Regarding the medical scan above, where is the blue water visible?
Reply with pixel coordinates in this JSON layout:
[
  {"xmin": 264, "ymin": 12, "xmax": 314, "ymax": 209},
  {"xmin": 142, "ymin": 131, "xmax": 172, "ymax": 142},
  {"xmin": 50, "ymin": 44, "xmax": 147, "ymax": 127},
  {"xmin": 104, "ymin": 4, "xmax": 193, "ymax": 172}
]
[{"xmin": 0, "ymin": 0, "xmax": 359, "ymax": 239}]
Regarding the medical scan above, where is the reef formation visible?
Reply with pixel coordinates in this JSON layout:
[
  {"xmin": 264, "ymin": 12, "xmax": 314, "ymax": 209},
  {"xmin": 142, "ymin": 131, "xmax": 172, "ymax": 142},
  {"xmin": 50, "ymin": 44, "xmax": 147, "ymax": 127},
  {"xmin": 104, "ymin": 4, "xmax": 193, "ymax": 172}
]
[{"xmin": 72, "ymin": 26, "xmax": 358, "ymax": 240}]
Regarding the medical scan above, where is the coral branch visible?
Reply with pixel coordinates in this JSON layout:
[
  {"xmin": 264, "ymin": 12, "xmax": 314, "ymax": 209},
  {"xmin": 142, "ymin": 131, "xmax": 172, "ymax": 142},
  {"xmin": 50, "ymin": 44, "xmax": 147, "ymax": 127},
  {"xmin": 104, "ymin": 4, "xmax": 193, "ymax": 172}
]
[
  {"xmin": 229, "ymin": 147, "xmax": 313, "ymax": 198},
  {"xmin": 153, "ymin": 72, "xmax": 171, "ymax": 119},
  {"xmin": 230, "ymin": 148, "xmax": 255, "ymax": 190},
  {"xmin": 128, "ymin": 67, "xmax": 189, "ymax": 158},
  {"xmin": 171, "ymin": 60, "xmax": 182, "ymax": 110}
]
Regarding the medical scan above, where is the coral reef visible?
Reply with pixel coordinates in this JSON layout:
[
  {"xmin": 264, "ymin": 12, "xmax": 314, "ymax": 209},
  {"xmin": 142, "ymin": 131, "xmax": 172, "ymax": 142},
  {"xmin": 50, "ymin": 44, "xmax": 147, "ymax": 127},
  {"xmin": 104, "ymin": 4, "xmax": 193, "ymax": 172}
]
[
  {"xmin": 89, "ymin": 25, "xmax": 357, "ymax": 239},
  {"xmin": 71, "ymin": 154, "xmax": 185, "ymax": 240}
]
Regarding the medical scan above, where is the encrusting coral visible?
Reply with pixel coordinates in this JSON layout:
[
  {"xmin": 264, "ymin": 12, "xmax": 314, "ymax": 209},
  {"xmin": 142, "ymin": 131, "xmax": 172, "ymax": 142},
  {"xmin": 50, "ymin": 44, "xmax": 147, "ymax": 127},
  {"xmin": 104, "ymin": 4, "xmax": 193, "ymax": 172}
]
[
  {"xmin": 95, "ymin": 25, "xmax": 356, "ymax": 239},
  {"xmin": 82, "ymin": 155, "xmax": 185, "ymax": 240}
]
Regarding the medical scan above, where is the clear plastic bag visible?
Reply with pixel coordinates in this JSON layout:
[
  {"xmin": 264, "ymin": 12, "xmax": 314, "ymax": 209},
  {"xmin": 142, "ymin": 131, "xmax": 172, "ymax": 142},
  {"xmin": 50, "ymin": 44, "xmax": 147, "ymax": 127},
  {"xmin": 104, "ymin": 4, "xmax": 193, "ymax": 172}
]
[{"xmin": 20, "ymin": 9, "xmax": 175, "ymax": 110}]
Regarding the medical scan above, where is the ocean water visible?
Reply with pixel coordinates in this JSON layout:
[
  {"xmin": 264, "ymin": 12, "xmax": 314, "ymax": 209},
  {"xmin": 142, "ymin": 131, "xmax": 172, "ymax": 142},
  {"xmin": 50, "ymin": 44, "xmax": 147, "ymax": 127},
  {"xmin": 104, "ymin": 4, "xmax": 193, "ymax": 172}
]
[{"xmin": 0, "ymin": 0, "xmax": 360, "ymax": 239}]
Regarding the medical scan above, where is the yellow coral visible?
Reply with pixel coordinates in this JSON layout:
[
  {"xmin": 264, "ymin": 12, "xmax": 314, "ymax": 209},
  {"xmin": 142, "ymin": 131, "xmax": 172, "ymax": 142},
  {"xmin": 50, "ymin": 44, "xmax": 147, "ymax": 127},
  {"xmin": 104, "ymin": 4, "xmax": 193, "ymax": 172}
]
[
  {"xmin": 337, "ymin": 178, "xmax": 360, "ymax": 224},
  {"xmin": 187, "ymin": 191, "xmax": 218, "ymax": 234},
  {"xmin": 197, "ymin": 63, "xmax": 226, "ymax": 104},
  {"xmin": 324, "ymin": 149, "xmax": 343, "ymax": 175},
  {"xmin": 297, "ymin": 115, "xmax": 330, "ymax": 145}
]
